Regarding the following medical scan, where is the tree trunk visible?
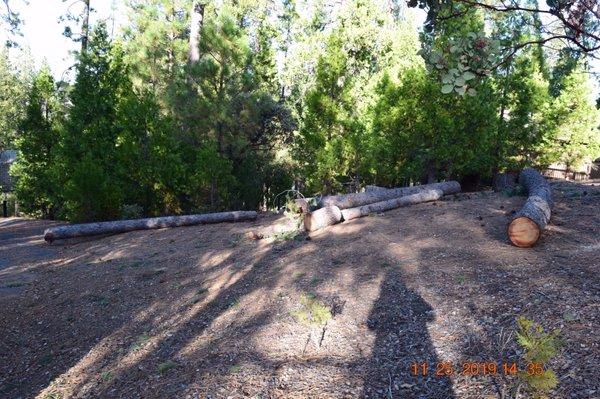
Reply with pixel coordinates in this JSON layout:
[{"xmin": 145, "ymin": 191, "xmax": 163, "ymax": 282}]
[
  {"xmin": 507, "ymin": 168, "xmax": 553, "ymax": 248},
  {"xmin": 81, "ymin": 0, "xmax": 90, "ymax": 52},
  {"xmin": 44, "ymin": 211, "xmax": 257, "ymax": 243},
  {"xmin": 303, "ymin": 206, "xmax": 342, "ymax": 232},
  {"xmin": 188, "ymin": 2, "xmax": 205, "ymax": 65},
  {"xmin": 319, "ymin": 181, "xmax": 460, "ymax": 209},
  {"xmin": 341, "ymin": 189, "xmax": 443, "ymax": 221}
]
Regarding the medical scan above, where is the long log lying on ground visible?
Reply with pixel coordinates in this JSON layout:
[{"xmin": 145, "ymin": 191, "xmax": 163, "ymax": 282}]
[
  {"xmin": 341, "ymin": 189, "xmax": 444, "ymax": 221},
  {"xmin": 319, "ymin": 181, "xmax": 461, "ymax": 209},
  {"xmin": 304, "ymin": 206, "xmax": 342, "ymax": 232},
  {"xmin": 44, "ymin": 211, "xmax": 258, "ymax": 243},
  {"xmin": 507, "ymin": 168, "xmax": 553, "ymax": 248}
]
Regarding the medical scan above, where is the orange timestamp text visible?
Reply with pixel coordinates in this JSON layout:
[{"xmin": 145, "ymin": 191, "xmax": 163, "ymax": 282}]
[{"xmin": 410, "ymin": 361, "xmax": 546, "ymax": 377}]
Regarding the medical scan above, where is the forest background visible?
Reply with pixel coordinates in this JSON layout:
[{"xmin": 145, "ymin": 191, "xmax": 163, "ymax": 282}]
[{"xmin": 1, "ymin": 0, "xmax": 599, "ymax": 222}]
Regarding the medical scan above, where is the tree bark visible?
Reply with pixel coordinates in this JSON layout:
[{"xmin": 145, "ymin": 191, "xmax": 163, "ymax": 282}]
[
  {"xmin": 341, "ymin": 189, "xmax": 443, "ymax": 221},
  {"xmin": 319, "ymin": 181, "xmax": 460, "ymax": 209},
  {"xmin": 81, "ymin": 0, "xmax": 90, "ymax": 52},
  {"xmin": 44, "ymin": 211, "xmax": 257, "ymax": 243},
  {"xmin": 303, "ymin": 206, "xmax": 342, "ymax": 232},
  {"xmin": 507, "ymin": 168, "xmax": 553, "ymax": 248},
  {"xmin": 188, "ymin": 2, "xmax": 205, "ymax": 65}
]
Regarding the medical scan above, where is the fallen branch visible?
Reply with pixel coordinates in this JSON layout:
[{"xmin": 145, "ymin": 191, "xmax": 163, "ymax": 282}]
[
  {"xmin": 507, "ymin": 168, "xmax": 553, "ymax": 248},
  {"xmin": 44, "ymin": 211, "xmax": 258, "ymax": 243},
  {"xmin": 319, "ymin": 181, "xmax": 461, "ymax": 209}
]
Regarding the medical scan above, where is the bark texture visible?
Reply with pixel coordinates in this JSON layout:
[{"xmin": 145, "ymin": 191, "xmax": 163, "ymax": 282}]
[
  {"xmin": 319, "ymin": 181, "xmax": 460, "ymax": 209},
  {"xmin": 188, "ymin": 2, "xmax": 205, "ymax": 64},
  {"xmin": 341, "ymin": 189, "xmax": 443, "ymax": 221},
  {"xmin": 364, "ymin": 185, "xmax": 389, "ymax": 193},
  {"xmin": 303, "ymin": 206, "xmax": 342, "ymax": 232},
  {"xmin": 508, "ymin": 168, "xmax": 553, "ymax": 247},
  {"xmin": 44, "ymin": 211, "xmax": 257, "ymax": 243}
]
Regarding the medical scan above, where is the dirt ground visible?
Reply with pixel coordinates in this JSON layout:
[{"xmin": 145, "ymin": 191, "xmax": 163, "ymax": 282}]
[{"xmin": 1, "ymin": 180, "xmax": 599, "ymax": 399}]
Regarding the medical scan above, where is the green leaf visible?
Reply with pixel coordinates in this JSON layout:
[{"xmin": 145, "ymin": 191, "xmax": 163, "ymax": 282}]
[
  {"xmin": 463, "ymin": 71, "xmax": 476, "ymax": 81},
  {"xmin": 441, "ymin": 84, "xmax": 454, "ymax": 94},
  {"xmin": 467, "ymin": 88, "xmax": 477, "ymax": 96},
  {"xmin": 442, "ymin": 74, "xmax": 454, "ymax": 84},
  {"xmin": 455, "ymin": 86, "xmax": 466, "ymax": 96},
  {"xmin": 455, "ymin": 76, "xmax": 466, "ymax": 86}
]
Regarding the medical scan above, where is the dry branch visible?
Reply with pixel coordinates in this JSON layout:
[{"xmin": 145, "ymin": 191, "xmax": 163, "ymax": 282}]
[
  {"xmin": 507, "ymin": 168, "xmax": 553, "ymax": 248},
  {"xmin": 44, "ymin": 211, "xmax": 258, "ymax": 243}
]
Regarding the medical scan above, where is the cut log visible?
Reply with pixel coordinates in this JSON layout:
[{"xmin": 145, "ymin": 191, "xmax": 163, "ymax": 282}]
[
  {"xmin": 44, "ymin": 211, "xmax": 257, "ymax": 243},
  {"xmin": 507, "ymin": 168, "xmax": 553, "ymax": 248},
  {"xmin": 303, "ymin": 206, "xmax": 342, "ymax": 232},
  {"xmin": 319, "ymin": 181, "xmax": 461, "ymax": 209},
  {"xmin": 341, "ymin": 189, "xmax": 443, "ymax": 221}
]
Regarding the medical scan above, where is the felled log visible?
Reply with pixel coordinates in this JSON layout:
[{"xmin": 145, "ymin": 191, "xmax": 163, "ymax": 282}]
[
  {"xmin": 341, "ymin": 189, "xmax": 443, "ymax": 221},
  {"xmin": 44, "ymin": 211, "xmax": 258, "ymax": 243},
  {"xmin": 507, "ymin": 168, "xmax": 553, "ymax": 248},
  {"xmin": 303, "ymin": 206, "xmax": 342, "ymax": 232},
  {"xmin": 319, "ymin": 181, "xmax": 461, "ymax": 209}
]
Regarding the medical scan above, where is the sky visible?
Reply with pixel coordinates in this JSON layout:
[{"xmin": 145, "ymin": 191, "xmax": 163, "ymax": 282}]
[{"xmin": 2, "ymin": 0, "xmax": 126, "ymax": 77}]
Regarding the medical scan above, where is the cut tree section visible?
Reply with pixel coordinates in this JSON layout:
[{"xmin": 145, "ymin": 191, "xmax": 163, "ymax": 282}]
[
  {"xmin": 304, "ymin": 206, "xmax": 342, "ymax": 232},
  {"xmin": 508, "ymin": 168, "xmax": 553, "ymax": 248}
]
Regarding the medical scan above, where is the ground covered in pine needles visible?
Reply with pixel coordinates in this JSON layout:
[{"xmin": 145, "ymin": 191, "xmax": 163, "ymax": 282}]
[{"xmin": 1, "ymin": 180, "xmax": 599, "ymax": 399}]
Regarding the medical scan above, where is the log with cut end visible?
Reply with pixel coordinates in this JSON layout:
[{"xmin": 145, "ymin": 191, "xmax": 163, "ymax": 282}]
[
  {"xmin": 319, "ymin": 181, "xmax": 460, "ymax": 209},
  {"xmin": 303, "ymin": 206, "xmax": 342, "ymax": 232},
  {"xmin": 341, "ymin": 189, "xmax": 443, "ymax": 221},
  {"xmin": 507, "ymin": 168, "xmax": 553, "ymax": 248},
  {"xmin": 44, "ymin": 211, "xmax": 258, "ymax": 243}
]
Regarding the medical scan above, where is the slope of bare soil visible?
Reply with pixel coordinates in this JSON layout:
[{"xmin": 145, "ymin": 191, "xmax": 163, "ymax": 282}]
[{"xmin": 0, "ymin": 180, "xmax": 599, "ymax": 399}]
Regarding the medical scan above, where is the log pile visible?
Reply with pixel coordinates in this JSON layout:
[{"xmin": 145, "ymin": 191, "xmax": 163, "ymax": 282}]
[
  {"xmin": 44, "ymin": 211, "xmax": 257, "ymax": 243},
  {"xmin": 303, "ymin": 181, "xmax": 461, "ymax": 231},
  {"xmin": 507, "ymin": 168, "xmax": 553, "ymax": 248}
]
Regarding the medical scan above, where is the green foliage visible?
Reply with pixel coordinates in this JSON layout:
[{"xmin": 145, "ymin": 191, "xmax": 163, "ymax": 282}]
[
  {"xmin": 156, "ymin": 360, "xmax": 177, "ymax": 374},
  {"xmin": 291, "ymin": 293, "xmax": 332, "ymax": 327},
  {"xmin": 6, "ymin": 0, "xmax": 600, "ymax": 223},
  {"xmin": 11, "ymin": 67, "xmax": 63, "ymax": 217},
  {"xmin": 516, "ymin": 316, "xmax": 562, "ymax": 397},
  {"xmin": 0, "ymin": 49, "xmax": 28, "ymax": 150}
]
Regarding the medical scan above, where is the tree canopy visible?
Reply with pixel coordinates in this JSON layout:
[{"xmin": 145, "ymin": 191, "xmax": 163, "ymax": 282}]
[{"xmin": 5, "ymin": 0, "xmax": 600, "ymax": 222}]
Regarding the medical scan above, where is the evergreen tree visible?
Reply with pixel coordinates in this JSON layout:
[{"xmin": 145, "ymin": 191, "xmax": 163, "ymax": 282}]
[
  {"xmin": 0, "ymin": 48, "xmax": 27, "ymax": 150},
  {"xmin": 11, "ymin": 67, "xmax": 63, "ymax": 217}
]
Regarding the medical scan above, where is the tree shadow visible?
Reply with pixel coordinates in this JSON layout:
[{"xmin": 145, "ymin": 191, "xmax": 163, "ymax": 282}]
[{"xmin": 363, "ymin": 268, "xmax": 455, "ymax": 398}]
